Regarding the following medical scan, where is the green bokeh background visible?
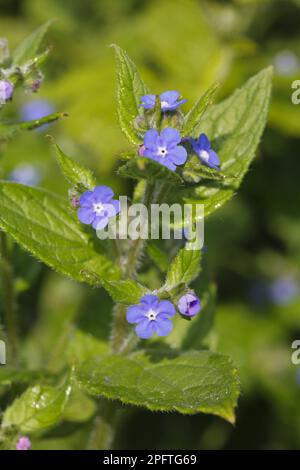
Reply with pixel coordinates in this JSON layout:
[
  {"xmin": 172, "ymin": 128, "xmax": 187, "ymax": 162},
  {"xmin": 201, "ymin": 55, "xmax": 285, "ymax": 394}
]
[{"xmin": 1, "ymin": 0, "xmax": 300, "ymax": 450}]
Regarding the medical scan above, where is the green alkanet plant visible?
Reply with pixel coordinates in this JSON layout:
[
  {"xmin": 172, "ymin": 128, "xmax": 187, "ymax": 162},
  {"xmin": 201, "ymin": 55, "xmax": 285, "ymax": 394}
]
[{"xmin": 0, "ymin": 29, "xmax": 273, "ymax": 449}]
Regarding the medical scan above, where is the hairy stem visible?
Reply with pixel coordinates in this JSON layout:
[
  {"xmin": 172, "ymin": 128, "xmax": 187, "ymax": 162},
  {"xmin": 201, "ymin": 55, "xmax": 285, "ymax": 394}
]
[
  {"xmin": 110, "ymin": 181, "xmax": 154, "ymax": 353},
  {"xmin": 0, "ymin": 231, "xmax": 18, "ymax": 362}
]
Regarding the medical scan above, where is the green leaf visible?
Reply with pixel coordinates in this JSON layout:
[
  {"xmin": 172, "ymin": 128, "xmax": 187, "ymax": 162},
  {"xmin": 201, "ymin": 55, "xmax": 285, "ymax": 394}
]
[
  {"xmin": 12, "ymin": 20, "xmax": 53, "ymax": 66},
  {"xmin": 118, "ymin": 156, "xmax": 183, "ymax": 185},
  {"xmin": 0, "ymin": 113, "xmax": 67, "ymax": 142},
  {"xmin": 75, "ymin": 350, "xmax": 240, "ymax": 422},
  {"xmin": 111, "ymin": 44, "xmax": 148, "ymax": 144},
  {"xmin": 55, "ymin": 144, "xmax": 96, "ymax": 190},
  {"xmin": 2, "ymin": 380, "xmax": 71, "ymax": 432},
  {"xmin": 102, "ymin": 279, "xmax": 149, "ymax": 305},
  {"xmin": 0, "ymin": 183, "xmax": 121, "ymax": 284},
  {"xmin": 165, "ymin": 248, "xmax": 201, "ymax": 291},
  {"xmin": 182, "ymin": 82, "xmax": 220, "ymax": 137},
  {"xmin": 182, "ymin": 67, "xmax": 273, "ymax": 217}
]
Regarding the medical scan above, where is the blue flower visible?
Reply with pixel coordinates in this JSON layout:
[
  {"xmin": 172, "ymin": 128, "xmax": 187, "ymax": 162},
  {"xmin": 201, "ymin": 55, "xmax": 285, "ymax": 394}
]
[
  {"xmin": 126, "ymin": 294, "xmax": 176, "ymax": 339},
  {"xmin": 178, "ymin": 293, "xmax": 201, "ymax": 317},
  {"xmin": 78, "ymin": 186, "xmax": 120, "ymax": 230},
  {"xmin": 142, "ymin": 127, "xmax": 187, "ymax": 171},
  {"xmin": 190, "ymin": 133, "xmax": 220, "ymax": 170},
  {"xmin": 141, "ymin": 90, "xmax": 187, "ymax": 112},
  {"xmin": 0, "ymin": 80, "xmax": 13, "ymax": 103}
]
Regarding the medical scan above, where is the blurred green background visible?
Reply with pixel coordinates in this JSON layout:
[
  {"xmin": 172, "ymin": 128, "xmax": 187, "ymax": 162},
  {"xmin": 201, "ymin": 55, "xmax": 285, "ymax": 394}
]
[{"xmin": 1, "ymin": 0, "xmax": 300, "ymax": 450}]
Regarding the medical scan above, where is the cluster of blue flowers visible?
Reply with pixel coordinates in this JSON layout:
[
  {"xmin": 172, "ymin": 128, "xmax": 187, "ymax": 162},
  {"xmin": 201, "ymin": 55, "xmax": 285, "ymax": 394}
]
[
  {"xmin": 140, "ymin": 90, "xmax": 220, "ymax": 171},
  {"xmin": 76, "ymin": 90, "xmax": 211, "ymax": 339}
]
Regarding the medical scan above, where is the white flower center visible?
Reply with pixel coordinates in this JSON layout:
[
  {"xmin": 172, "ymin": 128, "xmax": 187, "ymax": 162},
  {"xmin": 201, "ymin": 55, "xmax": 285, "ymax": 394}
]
[
  {"xmin": 157, "ymin": 146, "xmax": 168, "ymax": 157},
  {"xmin": 160, "ymin": 100, "xmax": 169, "ymax": 109},
  {"xmin": 199, "ymin": 150, "xmax": 210, "ymax": 162},
  {"xmin": 93, "ymin": 202, "xmax": 104, "ymax": 215},
  {"xmin": 146, "ymin": 308, "xmax": 158, "ymax": 321}
]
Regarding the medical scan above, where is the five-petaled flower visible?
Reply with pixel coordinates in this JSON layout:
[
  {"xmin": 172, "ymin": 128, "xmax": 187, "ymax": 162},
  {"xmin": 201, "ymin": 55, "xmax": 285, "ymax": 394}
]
[
  {"xmin": 178, "ymin": 293, "xmax": 201, "ymax": 318},
  {"xmin": 126, "ymin": 294, "xmax": 176, "ymax": 339},
  {"xmin": 142, "ymin": 127, "xmax": 187, "ymax": 171},
  {"xmin": 16, "ymin": 436, "xmax": 31, "ymax": 451},
  {"xmin": 190, "ymin": 133, "xmax": 220, "ymax": 170},
  {"xmin": 141, "ymin": 90, "xmax": 187, "ymax": 112},
  {"xmin": 78, "ymin": 186, "xmax": 120, "ymax": 230},
  {"xmin": 0, "ymin": 80, "xmax": 13, "ymax": 103}
]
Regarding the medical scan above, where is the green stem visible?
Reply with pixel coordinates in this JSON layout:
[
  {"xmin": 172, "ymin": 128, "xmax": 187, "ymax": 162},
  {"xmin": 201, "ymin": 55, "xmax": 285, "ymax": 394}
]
[
  {"xmin": 0, "ymin": 232, "xmax": 18, "ymax": 362},
  {"xmin": 87, "ymin": 400, "xmax": 118, "ymax": 450},
  {"xmin": 110, "ymin": 181, "xmax": 155, "ymax": 353}
]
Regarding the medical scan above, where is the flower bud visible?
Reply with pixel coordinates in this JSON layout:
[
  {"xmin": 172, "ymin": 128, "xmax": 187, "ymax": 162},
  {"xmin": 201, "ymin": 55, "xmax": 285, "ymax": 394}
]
[{"xmin": 178, "ymin": 293, "xmax": 201, "ymax": 317}]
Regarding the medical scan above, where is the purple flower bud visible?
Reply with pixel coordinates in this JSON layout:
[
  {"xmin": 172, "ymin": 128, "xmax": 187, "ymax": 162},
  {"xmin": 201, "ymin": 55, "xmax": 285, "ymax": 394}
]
[
  {"xmin": 0, "ymin": 80, "xmax": 14, "ymax": 103},
  {"xmin": 16, "ymin": 436, "xmax": 31, "ymax": 450},
  {"xmin": 178, "ymin": 293, "xmax": 201, "ymax": 317}
]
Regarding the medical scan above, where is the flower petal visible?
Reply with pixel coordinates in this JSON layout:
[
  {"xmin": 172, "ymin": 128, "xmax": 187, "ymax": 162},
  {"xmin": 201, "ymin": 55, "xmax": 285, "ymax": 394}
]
[
  {"xmin": 157, "ymin": 300, "xmax": 176, "ymax": 317},
  {"xmin": 92, "ymin": 216, "xmax": 109, "ymax": 230},
  {"xmin": 103, "ymin": 200, "xmax": 120, "ymax": 217},
  {"xmin": 154, "ymin": 318, "xmax": 173, "ymax": 337},
  {"xmin": 126, "ymin": 305, "xmax": 145, "ymax": 324},
  {"xmin": 93, "ymin": 186, "xmax": 114, "ymax": 202},
  {"xmin": 77, "ymin": 207, "xmax": 95, "ymax": 224},
  {"xmin": 79, "ymin": 190, "xmax": 95, "ymax": 206},
  {"xmin": 160, "ymin": 90, "xmax": 180, "ymax": 104},
  {"xmin": 140, "ymin": 294, "xmax": 160, "ymax": 309},
  {"xmin": 198, "ymin": 133, "xmax": 210, "ymax": 150},
  {"xmin": 141, "ymin": 94, "xmax": 156, "ymax": 109},
  {"xmin": 158, "ymin": 157, "xmax": 176, "ymax": 172},
  {"xmin": 168, "ymin": 145, "xmax": 187, "ymax": 166},
  {"xmin": 160, "ymin": 127, "xmax": 181, "ymax": 147},
  {"xmin": 135, "ymin": 319, "xmax": 154, "ymax": 339},
  {"xmin": 144, "ymin": 129, "xmax": 159, "ymax": 150},
  {"xmin": 208, "ymin": 149, "xmax": 220, "ymax": 169}
]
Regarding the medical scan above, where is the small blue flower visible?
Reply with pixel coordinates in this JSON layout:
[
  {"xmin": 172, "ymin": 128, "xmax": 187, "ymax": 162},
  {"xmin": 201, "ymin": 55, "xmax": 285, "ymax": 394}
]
[
  {"xmin": 190, "ymin": 133, "xmax": 220, "ymax": 170},
  {"xmin": 178, "ymin": 293, "xmax": 201, "ymax": 317},
  {"xmin": 141, "ymin": 90, "xmax": 187, "ymax": 112},
  {"xmin": 78, "ymin": 186, "xmax": 120, "ymax": 230},
  {"xmin": 142, "ymin": 127, "xmax": 187, "ymax": 171},
  {"xmin": 0, "ymin": 80, "xmax": 13, "ymax": 103},
  {"xmin": 126, "ymin": 294, "xmax": 176, "ymax": 339}
]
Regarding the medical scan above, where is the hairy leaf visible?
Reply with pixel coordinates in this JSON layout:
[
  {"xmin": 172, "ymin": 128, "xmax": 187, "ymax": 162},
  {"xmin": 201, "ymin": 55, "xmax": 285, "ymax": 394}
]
[
  {"xmin": 55, "ymin": 144, "xmax": 96, "ymax": 190},
  {"xmin": 0, "ymin": 112, "xmax": 67, "ymax": 142},
  {"xmin": 182, "ymin": 82, "xmax": 220, "ymax": 137},
  {"xmin": 118, "ymin": 156, "xmax": 183, "ymax": 185},
  {"xmin": 165, "ymin": 248, "xmax": 201, "ymax": 290},
  {"xmin": 111, "ymin": 44, "xmax": 148, "ymax": 144},
  {"xmin": 76, "ymin": 350, "xmax": 240, "ymax": 422},
  {"xmin": 0, "ymin": 183, "xmax": 121, "ymax": 284}
]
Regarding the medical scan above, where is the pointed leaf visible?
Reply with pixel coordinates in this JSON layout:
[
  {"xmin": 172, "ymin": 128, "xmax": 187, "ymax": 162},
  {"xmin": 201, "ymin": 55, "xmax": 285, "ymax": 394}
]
[
  {"xmin": 111, "ymin": 44, "xmax": 148, "ymax": 144},
  {"xmin": 182, "ymin": 82, "xmax": 220, "ymax": 137},
  {"xmin": 12, "ymin": 20, "xmax": 53, "ymax": 66},
  {"xmin": 165, "ymin": 248, "xmax": 201, "ymax": 291},
  {"xmin": 55, "ymin": 144, "xmax": 96, "ymax": 190}
]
